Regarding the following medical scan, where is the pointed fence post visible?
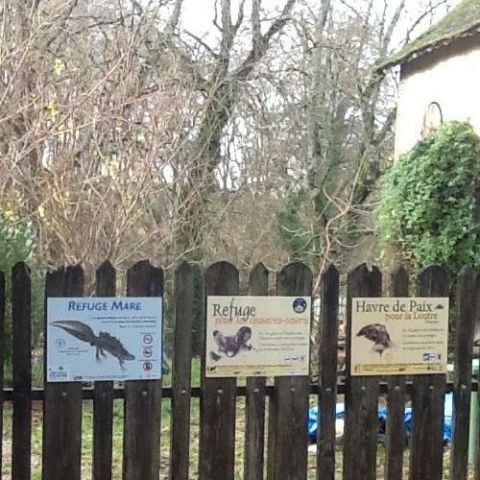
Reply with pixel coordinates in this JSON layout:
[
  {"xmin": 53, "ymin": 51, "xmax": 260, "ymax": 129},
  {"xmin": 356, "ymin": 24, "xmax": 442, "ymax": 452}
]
[
  {"xmin": 244, "ymin": 263, "xmax": 269, "ymax": 480},
  {"xmin": 409, "ymin": 265, "xmax": 449, "ymax": 480},
  {"xmin": 267, "ymin": 262, "xmax": 312, "ymax": 480},
  {"xmin": 0, "ymin": 271, "xmax": 5, "ymax": 475},
  {"xmin": 316, "ymin": 264, "xmax": 339, "ymax": 480},
  {"xmin": 199, "ymin": 262, "xmax": 239, "ymax": 480},
  {"xmin": 93, "ymin": 261, "xmax": 116, "ymax": 480},
  {"xmin": 385, "ymin": 265, "xmax": 409, "ymax": 480},
  {"xmin": 343, "ymin": 264, "xmax": 382, "ymax": 480},
  {"xmin": 170, "ymin": 261, "xmax": 195, "ymax": 480},
  {"xmin": 12, "ymin": 263, "xmax": 32, "ymax": 480},
  {"xmin": 43, "ymin": 266, "xmax": 84, "ymax": 480},
  {"xmin": 123, "ymin": 260, "xmax": 163, "ymax": 480},
  {"xmin": 451, "ymin": 267, "xmax": 476, "ymax": 480}
]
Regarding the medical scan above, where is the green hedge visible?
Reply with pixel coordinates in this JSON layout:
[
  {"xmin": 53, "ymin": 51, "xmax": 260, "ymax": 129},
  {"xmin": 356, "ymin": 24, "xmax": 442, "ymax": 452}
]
[{"xmin": 379, "ymin": 121, "xmax": 480, "ymax": 274}]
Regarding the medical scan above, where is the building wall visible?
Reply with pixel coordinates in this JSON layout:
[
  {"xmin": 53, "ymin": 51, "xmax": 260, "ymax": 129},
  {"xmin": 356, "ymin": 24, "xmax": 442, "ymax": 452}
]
[{"xmin": 395, "ymin": 45, "xmax": 480, "ymax": 159}]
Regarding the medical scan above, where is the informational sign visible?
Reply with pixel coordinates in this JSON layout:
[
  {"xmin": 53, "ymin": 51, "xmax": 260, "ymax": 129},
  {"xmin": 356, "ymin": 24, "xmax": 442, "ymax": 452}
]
[
  {"xmin": 47, "ymin": 297, "xmax": 162, "ymax": 382},
  {"xmin": 351, "ymin": 297, "xmax": 449, "ymax": 376},
  {"xmin": 205, "ymin": 296, "xmax": 311, "ymax": 377}
]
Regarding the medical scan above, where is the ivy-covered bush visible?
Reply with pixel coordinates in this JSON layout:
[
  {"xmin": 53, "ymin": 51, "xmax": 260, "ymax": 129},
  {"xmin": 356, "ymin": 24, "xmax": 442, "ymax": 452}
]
[{"xmin": 379, "ymin": 121, "xmax": 480, "ymax": 274}]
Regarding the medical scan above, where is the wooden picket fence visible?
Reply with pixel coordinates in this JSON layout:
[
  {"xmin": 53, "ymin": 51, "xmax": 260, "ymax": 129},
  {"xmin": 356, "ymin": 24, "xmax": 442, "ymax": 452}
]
[{"xmin": 0, "ymin": 259, "xmax": 478, "ymax": 480}]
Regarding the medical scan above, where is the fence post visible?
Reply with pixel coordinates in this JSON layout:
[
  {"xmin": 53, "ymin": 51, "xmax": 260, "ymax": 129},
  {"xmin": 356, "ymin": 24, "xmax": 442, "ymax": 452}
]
[
  {"xmin": 316, "ymin": 264, "xmax": 339, "ymax": 480},
  {"xmin": 199, "ymin": 262, "xmax": 239, "ymax": 480},
  {"xmin": 170, "ymin": 261, "xmax": 195, "ymax": 480},
  {"xmin": 409, "ymin": 265, "xmax": 449, "ymax": 480},
  {"xmin": 244, "ymin": 263, "xmax": 269, "ymax": 480},
  {"xmin": 0, "ymin": 271, "xmax": 4, "ymax": 475},
  {"xmin": 451, "ymin": 266, "xmax": 476, "ymax": 480},
  {"xmin": 385, "ymin": 265, "xmax": 409, "ymax": 480},
  {"xmin": 43, "ymin": 266, "xmax": 84, "ymax": 480},
  {"xmin": 12, "ymin": 262, "xmax": 32, "ymax": 480},
  {"xmin": 93, "ymin": 261, "xmax": 116, "ymax": 480},
  {"xmin": 267, "ymin": 262, "xmax": 312, "ymax": 480},
  {"xmin": 343, "ymin": 263, "xmax": 382, "ymax": 480},
  {"xmin": 123, "ymin": 260, "xmax": 163, "ymax": 480}
]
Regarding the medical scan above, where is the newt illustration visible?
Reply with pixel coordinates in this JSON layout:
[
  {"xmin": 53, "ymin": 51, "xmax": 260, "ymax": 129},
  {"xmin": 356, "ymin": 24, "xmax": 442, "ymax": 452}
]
[{"xmin": 51, "ymin": 320, "xmax": 135, "ymax": 369}]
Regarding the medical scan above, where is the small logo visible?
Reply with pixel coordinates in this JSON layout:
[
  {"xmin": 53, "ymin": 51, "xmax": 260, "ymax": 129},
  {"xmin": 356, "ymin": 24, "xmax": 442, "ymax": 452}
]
[
  {"xmin": 55, "ymin": 338, "xmax": 66, "ymax": 349},
  {"xmin": 143, "ymin": 361, "xmax": 153, "ymax": 372},
  {"xmin": 423, "ymin": 353, "xmax": 440, "ymax": 362},
  {"xmin": 48, "ymin": 366, "xmax": 68, "ymax": 381},
  {"xmin": 143, "ymin": 334, "xmax": 153, "ymax": 344},
  {"xmin": 293, "ymin": 298, "xmax": 307, "ymax": 313},
  {"xmin": 143, "ymin": 347, "xmax": 153, "ymax": 358}
]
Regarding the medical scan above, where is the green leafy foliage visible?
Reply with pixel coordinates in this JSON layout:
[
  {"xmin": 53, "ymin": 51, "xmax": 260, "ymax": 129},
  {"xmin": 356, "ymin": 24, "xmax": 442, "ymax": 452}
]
[
  {"xmin": 379, "ymin": 121, "xmax": 480, "ymax": 274},
  {"xmin": 0, "ymin": 211, "xmax": 44, "ymax": 374},
  {"xmin": 277, "ymin": 189, "xmax": 320, "ymax": 263}
]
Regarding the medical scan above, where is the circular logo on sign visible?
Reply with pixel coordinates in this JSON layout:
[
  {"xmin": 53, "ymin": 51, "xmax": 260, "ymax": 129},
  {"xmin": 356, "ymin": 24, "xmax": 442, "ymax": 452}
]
[
  {"xmin": 143, "ymin": 347, "xmax": 153, "ymax": 358},
  {"xmin": 143, "ymin": 334, "xmax": 153, "ymax": 344},
  {"xmin": 293, "ymin": 298, "xmax": 307, "ymax": 313},
  {"xmin": 143, "ymin": 361, "xmax": 153, "ymax": 372},
  {"xmin": 55, "ymin": 338, "xmax": 66, "ymax": 349}
]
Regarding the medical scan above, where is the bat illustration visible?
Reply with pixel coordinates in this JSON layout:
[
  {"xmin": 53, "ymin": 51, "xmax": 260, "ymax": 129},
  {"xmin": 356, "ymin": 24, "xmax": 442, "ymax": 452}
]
[
  {"xmin": 210, "ymin": 326, "xmax": 254, "ymax": 362},
  {"xmin": 356, "ymin": 323, "xmax": 392, "ymax": 357},
  {"xmin": 51, "ymin": 320, "xmax": 135, "ymax": 369}
]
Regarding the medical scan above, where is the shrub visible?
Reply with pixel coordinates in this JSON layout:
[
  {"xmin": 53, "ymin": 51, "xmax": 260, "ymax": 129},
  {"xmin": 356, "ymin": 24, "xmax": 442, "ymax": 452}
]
[{"xmin": 379, "ymin": 121, "xmax": 480, "ymax": 275}]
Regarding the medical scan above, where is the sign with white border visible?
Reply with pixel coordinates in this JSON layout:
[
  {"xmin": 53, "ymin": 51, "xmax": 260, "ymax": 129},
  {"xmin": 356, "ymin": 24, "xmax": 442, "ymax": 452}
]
[{"xmin": 47, "ymin": 297, "xmax": 162, "ymax": 382}]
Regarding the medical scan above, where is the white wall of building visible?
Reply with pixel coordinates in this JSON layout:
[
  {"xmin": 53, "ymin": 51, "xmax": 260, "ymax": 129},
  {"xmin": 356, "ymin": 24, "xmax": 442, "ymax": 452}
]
[{"xmin": 395, "ymin": 47, "xmax": 480, "ymax": 158}]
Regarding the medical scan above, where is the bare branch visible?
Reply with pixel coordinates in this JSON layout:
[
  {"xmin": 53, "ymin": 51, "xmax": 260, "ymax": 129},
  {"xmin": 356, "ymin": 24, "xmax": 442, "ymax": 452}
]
[
  {"xmin": 167, "ymin": 0, "xmax": 183, "ymax": 35},
  {"xmin": 234, "ymin": 0, "xmax": 297, "ymax": 80},
  {"xmin": 183, "ymin": 30, "xmax": 218, "ymax": 58}
]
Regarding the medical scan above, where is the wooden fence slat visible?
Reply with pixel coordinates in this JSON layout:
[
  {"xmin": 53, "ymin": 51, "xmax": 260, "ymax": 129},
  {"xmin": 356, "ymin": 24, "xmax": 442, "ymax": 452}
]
[
  {"xmin": 93, "ymin": 261, "xmax": 116, "ymax": 480},
  {"xmin": 244, "ymin": 263, "xmax": 269, "ymax": 480},
  {"xmin": 409, "ymin": 265, "xmax": 449, "ymax": 480},
  {"xmin": 267, "ymin": 262, "xmax": 312, "ymax": 480},
  {"xmin": 199, "ymin": 262, "xmax": 239, "ymax": 480},
  {"xmin": 0, "ymin": 271, "xmax": 5, "ymax": 475},
  {"xmin": 385, "ymin": 265, "xmax": 409, "ymax": 480},
  {"xmin": 43, "ymin": 265, "xmax": 84, "ymax": 480},
  {"xmin": 316, "ymin": 264, "xmax": 339, "ymax": 480},
  {"xmin": 12, "ymin": 262, "xmax": 32, "ymax": 480},
  {"xmin": 451, "ymin": 266, "xmax": 476, "ymax": 480},
  {"xmin": 123, "ymin": 260, "xmax": 163, "ymax": 480},
  {"xmin": 343, "ymin": 264, "xmax": 382, "ymax": 480},
  {"xmin": 170, "ymin": 261, "xmax": 195, "ymax": 480},
  {"xmin": 476, "ymin": 275, "xmax": 480, "ymax": 480}
]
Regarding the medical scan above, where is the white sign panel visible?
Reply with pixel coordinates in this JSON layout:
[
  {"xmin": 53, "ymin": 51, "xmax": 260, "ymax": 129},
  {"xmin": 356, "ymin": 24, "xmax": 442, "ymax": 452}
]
[{"xmin": 47, "ymin": 297, "xmax": 162, "ymax": 382}]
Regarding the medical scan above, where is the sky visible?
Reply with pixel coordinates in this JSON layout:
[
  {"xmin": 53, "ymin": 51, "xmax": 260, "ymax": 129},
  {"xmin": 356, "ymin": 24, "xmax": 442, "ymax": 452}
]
[{"xmin": 178, "ymin": 0, "xmax": 464, "ymax": 48}]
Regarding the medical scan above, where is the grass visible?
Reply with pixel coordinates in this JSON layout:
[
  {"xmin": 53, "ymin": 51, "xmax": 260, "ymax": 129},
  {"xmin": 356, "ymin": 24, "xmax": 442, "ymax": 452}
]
[{"xmin": 0, "ymin": 358, "xmax": 476, "ymax": 479}]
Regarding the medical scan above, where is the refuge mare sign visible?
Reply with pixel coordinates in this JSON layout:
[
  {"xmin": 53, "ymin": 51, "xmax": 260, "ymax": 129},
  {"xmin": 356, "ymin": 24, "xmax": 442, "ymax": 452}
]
[{"xmin": 47, "ymin": 297, "xmax": 163, "ymax": 382}]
